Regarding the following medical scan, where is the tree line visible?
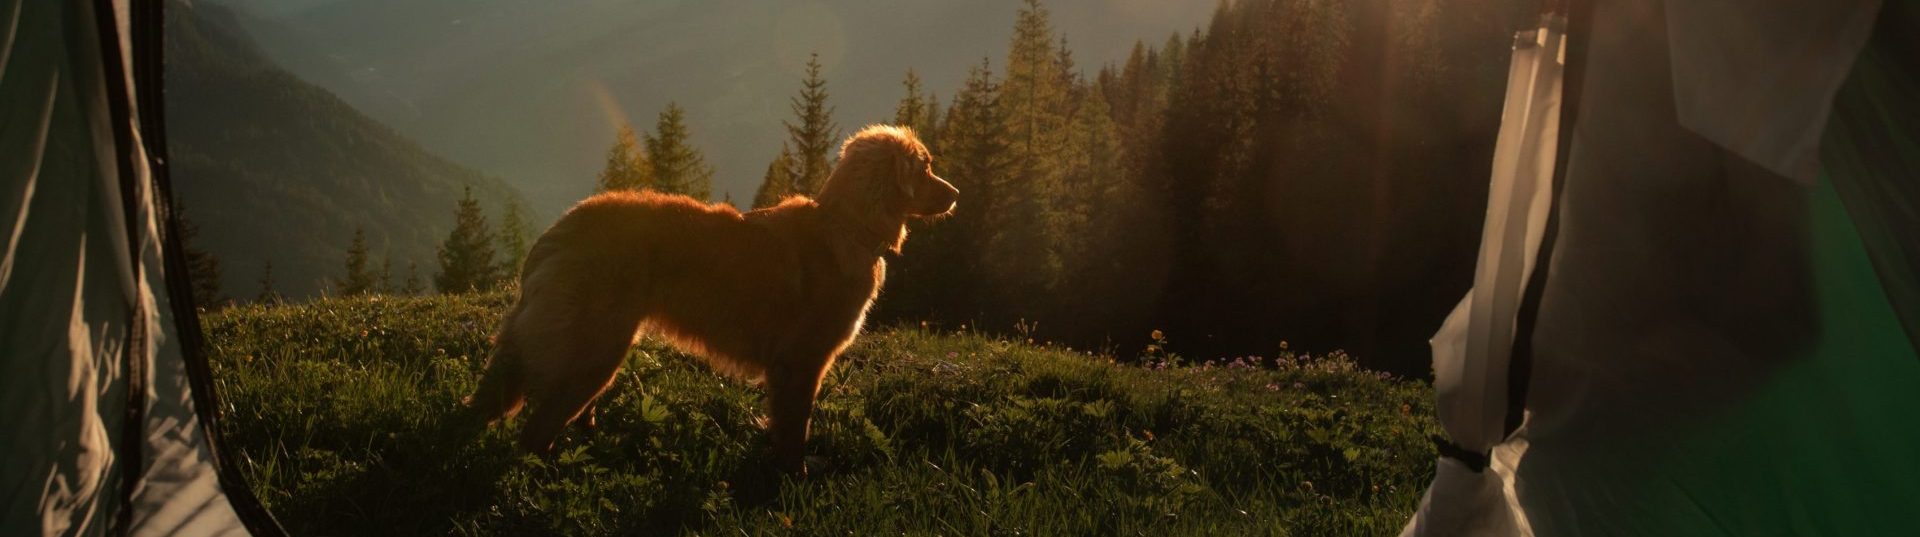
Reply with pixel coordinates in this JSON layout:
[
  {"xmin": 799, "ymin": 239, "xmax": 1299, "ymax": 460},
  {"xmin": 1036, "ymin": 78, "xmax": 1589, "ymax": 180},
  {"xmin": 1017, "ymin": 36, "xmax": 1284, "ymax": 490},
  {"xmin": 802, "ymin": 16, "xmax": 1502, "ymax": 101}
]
[
  {"xmin": 890, "ymin": 0, "xmax": 1516, "ymax": 375},
  {"xmin": 183, "ymin": 187, "xmax": 535, "ymax": 308},
  {"xmin": 598, "ymin": 0, "xmax": 1514, "ymax": 375}
]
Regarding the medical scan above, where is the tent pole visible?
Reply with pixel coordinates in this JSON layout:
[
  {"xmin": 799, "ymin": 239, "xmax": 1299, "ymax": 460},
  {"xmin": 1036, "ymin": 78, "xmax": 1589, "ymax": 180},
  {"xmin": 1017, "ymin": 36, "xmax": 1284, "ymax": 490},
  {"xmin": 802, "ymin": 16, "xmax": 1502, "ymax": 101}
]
[{"xmin": 1503, "ymin": 0, "xmax": 1594, "ymax": 440}]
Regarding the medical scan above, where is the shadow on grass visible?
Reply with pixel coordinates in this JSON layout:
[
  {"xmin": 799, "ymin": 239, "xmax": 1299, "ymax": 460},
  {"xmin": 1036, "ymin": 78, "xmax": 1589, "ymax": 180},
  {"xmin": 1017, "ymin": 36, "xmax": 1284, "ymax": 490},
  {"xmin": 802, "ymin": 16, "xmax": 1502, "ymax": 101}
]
[{"xmin": 279, "ymin": 407, "xmax": 517, "ymax": 535}]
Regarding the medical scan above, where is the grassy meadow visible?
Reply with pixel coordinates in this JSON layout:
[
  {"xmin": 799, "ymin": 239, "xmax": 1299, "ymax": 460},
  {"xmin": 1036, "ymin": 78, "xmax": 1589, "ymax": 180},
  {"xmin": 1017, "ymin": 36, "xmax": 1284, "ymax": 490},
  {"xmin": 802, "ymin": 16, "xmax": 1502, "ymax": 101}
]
[{"xmin": 203, "ymin": 291, "xmax": 1440, "ymax": 535}]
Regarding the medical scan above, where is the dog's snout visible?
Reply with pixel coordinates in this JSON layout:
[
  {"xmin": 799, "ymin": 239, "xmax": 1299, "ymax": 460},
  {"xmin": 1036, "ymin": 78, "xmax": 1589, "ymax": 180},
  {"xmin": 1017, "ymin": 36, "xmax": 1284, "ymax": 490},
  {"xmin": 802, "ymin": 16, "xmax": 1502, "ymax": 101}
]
[
  {"xmin": 934, "ymin": 175, "xmax": 958, "ymax": 200},
  {"xmin": 926, "ymin": 175, "xmax": 959, "ymax": 215}
]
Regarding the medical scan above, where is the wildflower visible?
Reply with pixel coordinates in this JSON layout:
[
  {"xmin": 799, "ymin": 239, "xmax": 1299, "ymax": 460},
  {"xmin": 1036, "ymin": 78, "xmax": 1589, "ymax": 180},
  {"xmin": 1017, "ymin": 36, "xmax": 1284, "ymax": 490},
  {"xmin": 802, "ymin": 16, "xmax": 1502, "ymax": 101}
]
[
  {"xmin": 1265, "ymin": 382, "xmax": 1279, "ymax": 391},
  {"xmin": 1150, "ymin": 329, "xmax": 1164, "ymax": 341}
]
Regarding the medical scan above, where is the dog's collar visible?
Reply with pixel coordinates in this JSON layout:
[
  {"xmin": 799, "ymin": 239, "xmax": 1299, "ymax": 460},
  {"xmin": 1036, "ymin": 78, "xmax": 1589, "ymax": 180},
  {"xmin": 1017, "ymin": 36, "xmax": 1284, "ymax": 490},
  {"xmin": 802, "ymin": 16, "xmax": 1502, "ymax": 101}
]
[{"xmin": 823, "ymin": 203, "xmax": 903, "ymax": 261}]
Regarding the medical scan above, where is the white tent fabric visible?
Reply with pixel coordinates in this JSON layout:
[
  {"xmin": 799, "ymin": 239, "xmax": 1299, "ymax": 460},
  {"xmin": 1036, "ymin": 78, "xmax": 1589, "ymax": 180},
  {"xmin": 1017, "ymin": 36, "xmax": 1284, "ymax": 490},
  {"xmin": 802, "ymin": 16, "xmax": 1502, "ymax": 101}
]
[
  {"xmin": 1666, "ymin": 0, "xmax": 1882, "ymax": 184},
  {"xmin": 1405, "ymin": 0, "xmax": 1910, "ymax": 536},
  {"xmin": 1399, "ymin": 17, "xmax": 1564, "ymax": 537},
  {"xmin": 2, "ymin": 0, "xmax": 278, "ymax": 535},
  {"xmin": 1434, "ymin": 18, "xmax": 1564, "ymax": 458}
]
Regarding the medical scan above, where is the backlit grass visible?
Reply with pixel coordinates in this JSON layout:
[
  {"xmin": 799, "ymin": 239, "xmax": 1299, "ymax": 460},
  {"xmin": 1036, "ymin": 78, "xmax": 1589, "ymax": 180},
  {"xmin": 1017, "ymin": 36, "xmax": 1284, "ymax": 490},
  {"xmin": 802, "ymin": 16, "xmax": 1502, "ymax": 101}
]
[{"xmin": 204, "ymin": 291, "xmax": 1440, "ymax": 535}]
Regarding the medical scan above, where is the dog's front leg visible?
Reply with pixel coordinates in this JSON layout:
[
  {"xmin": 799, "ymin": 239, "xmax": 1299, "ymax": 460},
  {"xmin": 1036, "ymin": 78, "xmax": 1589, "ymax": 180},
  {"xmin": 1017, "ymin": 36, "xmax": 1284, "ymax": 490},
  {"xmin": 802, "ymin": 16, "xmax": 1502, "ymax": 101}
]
[{"xmin": 765, "ymin": 363, "xmax": 825, "ymax": 476}]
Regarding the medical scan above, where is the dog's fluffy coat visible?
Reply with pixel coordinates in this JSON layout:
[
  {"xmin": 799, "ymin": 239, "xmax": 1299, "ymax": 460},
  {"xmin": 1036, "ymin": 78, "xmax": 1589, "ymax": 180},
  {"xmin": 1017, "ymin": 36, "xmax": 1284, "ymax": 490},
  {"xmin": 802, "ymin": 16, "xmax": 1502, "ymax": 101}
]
[{"xmin": 465, "ymin": 125, "xmax": 957, "ymax": 473}]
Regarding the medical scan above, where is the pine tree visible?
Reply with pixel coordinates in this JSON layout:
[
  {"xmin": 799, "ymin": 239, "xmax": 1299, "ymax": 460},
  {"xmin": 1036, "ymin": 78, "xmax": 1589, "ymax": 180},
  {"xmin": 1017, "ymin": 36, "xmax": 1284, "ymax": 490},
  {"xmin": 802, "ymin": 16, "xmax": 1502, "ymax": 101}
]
[
  {"xmin": 894, "ymin": 69, "xmax": 947, "ymax": 152},
  {"xmin": 907, "ymin": 58, "xmax": 1010, "ymax": 319},
  {"xmin": 255, "ymin": 261, "xmax": 280, "ymax": 305},
  {"xmin": 435, "ymin": 187, "xmax": 501, "ymax": 293},
  {"xmin": 752, "ymin": 143, "xmax": 799, "ymax": 209},
  {"xmin": 498, "ymin": 201, "xmax": 533, "ymax": 279},
  {"xmin": 1161, "ymin": 32, "xmax": 1186, "ymax": 89},
  {"xmin": 595, "ymin": 124, "xmax": 654, "ymax": 192},
  {"xmin": 994, "ymin": 0, "xmax": 1072, "ymax": 298},
  {"xmin": 944, "ymin": 59, "xmax": 1012, "ymax": 221},
  {"xmin": 922, "ymin": 94, "xmax": 944, "ymax": 151},
  {"xmin": 1053, "ymin": 81, "xmax": 1125, "ymax": 273},
  {"xmin": 785, "ymin": 52, "xmax": 838, "ymax": 194},
  {"xmin": 402, "ymin": 261, "xmax": 424, "ymax": 295},
  {"xmin": 1004, "ymin": 0, "xmax": 1071, "ymax": 168},
  {"xmin": 175, "ymin": 204, "xmax": 226, "ymax": 310},
  {"xmin": 644, "ymin": 103, "xmax": 715, "ymax": 200},
  {"xmin": 894, "ymin": 69, "xmax": 929, "ymax": 130},
  {"xmin": 336, "ymin": 226, "xmax": 378, "ymax": 295},
  {"xmin": 1056, "ymin": 36, "xmax": 1081, "ymax": 100},
  {"xmin": 378, "ymin": 256, "xmax": 394, "ymax": 294}
]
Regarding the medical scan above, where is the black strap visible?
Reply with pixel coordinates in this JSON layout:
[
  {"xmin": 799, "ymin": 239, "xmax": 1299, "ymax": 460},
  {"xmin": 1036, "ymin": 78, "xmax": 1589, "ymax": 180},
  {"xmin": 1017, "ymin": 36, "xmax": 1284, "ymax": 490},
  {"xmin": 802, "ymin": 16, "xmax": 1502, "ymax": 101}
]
[
  {"xmin": 1503, "ymin": 0, "xmax": 1593, "ymax": 440},
  {"xmin": 1431, "ymin": 435, "xmax": 1492, "ymax": 473}
]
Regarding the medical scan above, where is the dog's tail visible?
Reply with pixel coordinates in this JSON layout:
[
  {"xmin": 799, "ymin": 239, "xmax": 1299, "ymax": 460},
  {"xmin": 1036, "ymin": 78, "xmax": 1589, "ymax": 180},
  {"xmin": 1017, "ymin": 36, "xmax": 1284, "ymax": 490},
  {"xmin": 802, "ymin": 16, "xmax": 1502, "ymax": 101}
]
[
  {"xmin": 465, "ymin": 311, "xmax": 529, "ymax": 425},
  {"xmin": 466, "ymin": 229, "xmax": 570, "ymax": 425}
]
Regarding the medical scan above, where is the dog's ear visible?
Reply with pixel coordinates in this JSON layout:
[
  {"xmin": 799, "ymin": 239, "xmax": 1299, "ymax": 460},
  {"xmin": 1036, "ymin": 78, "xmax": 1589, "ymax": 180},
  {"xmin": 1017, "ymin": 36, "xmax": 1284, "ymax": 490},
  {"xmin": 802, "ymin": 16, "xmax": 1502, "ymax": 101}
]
[{"xmin": 896, "ymin": 151, "xmax": 918, "ymax": 200}]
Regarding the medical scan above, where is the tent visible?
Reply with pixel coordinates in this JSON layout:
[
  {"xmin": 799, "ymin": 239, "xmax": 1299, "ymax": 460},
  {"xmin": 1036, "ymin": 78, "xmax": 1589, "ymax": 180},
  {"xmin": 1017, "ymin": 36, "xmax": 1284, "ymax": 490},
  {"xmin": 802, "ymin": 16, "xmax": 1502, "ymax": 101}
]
[
  {"xmin": 1, "ymin": 0, "xmax": 282, "ymax": 534},
  {"xmin": 1404, "ymin": 0, "xmax": 1919, "ymax": 535}
]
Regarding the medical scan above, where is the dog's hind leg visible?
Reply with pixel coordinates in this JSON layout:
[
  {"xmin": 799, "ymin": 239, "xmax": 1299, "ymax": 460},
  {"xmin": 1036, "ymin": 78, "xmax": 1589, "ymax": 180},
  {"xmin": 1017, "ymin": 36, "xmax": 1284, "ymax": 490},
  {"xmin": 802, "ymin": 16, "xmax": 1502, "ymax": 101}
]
[
  {"xmin": 516, "ymin": 300, "xmax": 644, "ymax": 455},
  {"xmin": 466, "ymin": 304, "xmax": 531, "ymax": 424}
]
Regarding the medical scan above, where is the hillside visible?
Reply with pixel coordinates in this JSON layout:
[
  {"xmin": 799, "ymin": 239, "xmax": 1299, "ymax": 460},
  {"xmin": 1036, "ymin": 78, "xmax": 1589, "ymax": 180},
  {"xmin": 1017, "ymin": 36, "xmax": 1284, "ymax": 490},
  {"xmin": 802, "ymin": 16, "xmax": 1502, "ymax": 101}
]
[
  {"xmin": 163, "ymin": 0, "xmax": 529, "ymax": 299},
  {"xmin": 203, "ymin": 292, "xmax": 1441, "ymax": 535}
]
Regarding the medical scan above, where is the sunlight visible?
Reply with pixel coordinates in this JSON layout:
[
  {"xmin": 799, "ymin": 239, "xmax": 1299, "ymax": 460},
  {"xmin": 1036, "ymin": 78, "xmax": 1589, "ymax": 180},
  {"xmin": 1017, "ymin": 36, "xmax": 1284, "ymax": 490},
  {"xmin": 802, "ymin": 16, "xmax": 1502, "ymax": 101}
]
[{"xmin": 583, "ymin": 78, "xmax": 632, "ymax": 135}]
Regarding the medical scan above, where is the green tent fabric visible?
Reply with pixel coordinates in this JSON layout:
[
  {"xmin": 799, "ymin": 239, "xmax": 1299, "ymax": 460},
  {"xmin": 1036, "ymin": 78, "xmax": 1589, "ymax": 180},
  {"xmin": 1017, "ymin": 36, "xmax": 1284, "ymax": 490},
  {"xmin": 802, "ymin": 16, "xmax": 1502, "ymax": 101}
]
[
  {"xmin": 1, "ymin": 0, "xmax": 282, "ymax": 534},
  {"xmin": 1406, "ymin": 1, "xmax": 1920, "ymax": 535},
  {"xmin": 1823, "ymin": 2, "xmax": 1919, "ymax": 352}
]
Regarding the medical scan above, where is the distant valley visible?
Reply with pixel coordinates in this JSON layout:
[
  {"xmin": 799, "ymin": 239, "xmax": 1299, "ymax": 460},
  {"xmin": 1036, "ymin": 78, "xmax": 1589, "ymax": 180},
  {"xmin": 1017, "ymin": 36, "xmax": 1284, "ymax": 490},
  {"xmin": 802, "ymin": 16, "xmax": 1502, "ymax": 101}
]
[{"xmin": 167, "ymin": 0, "xmax": 528, "ymax": 299}]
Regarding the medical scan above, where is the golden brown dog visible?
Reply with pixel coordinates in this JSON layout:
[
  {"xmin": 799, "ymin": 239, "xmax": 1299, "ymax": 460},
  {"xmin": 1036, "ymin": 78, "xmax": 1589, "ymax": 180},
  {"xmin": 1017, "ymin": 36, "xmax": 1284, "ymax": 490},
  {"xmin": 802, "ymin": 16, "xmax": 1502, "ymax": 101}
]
[{"xmin": 464, "ymin": 125, "xmax": 957, "ymax": 473}]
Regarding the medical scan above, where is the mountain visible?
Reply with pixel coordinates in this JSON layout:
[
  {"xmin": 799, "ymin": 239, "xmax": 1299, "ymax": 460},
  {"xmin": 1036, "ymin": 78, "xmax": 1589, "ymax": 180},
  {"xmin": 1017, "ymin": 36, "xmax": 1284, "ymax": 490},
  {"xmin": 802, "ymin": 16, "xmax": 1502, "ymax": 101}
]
[
  {"xmin": 207, "ymin": 0, "xmax": 1218, "ymax": 216},
  {"xmin": 165, "ymin": 0, "xmax": 529, "ymax": 300}
]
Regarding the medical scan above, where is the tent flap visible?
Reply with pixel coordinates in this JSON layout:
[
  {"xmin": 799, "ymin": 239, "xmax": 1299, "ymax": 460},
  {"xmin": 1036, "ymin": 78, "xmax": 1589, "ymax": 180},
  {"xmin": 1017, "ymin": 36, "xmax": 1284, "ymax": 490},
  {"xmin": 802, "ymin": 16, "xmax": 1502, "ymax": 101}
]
[{"xmin": 3, "ymin": 0, "xmax": 282, "ymax": 535}]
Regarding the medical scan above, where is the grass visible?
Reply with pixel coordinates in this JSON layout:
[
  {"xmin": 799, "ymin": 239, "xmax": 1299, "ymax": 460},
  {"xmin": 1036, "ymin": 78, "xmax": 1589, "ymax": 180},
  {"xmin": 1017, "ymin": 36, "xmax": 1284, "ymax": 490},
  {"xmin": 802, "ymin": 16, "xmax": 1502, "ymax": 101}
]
[{"xmin": 203, "ymin": 291, "xmax": 1441, "ymax": 535}]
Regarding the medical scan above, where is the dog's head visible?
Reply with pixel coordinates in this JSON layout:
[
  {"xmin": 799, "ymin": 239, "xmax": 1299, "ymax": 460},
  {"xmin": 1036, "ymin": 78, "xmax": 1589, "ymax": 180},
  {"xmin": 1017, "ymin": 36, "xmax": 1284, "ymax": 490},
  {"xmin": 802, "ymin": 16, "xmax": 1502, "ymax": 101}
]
[{"xmin": 821, "ymin": 125, "xmax": 958, "ymax": 219}]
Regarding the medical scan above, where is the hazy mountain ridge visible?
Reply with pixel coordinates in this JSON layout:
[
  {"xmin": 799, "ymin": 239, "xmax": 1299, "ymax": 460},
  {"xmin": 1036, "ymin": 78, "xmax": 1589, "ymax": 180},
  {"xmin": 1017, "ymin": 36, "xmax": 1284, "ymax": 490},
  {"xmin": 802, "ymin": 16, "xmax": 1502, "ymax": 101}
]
[
  {"xmin": 166, "ymin": 0, "xmax": 529, "ymax": 299},
  {"xmin": 218, "ymin": 0, "xmax": 1217, "ymax": 215}
]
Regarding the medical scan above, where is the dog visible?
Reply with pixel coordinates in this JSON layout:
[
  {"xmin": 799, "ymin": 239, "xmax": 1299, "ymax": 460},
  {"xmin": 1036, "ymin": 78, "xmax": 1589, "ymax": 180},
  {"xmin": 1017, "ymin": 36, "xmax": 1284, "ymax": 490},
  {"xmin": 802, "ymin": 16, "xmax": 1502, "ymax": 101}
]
[{"xmin": 464, "ymin": 125, "xmax": 957, "ymax": 474}]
